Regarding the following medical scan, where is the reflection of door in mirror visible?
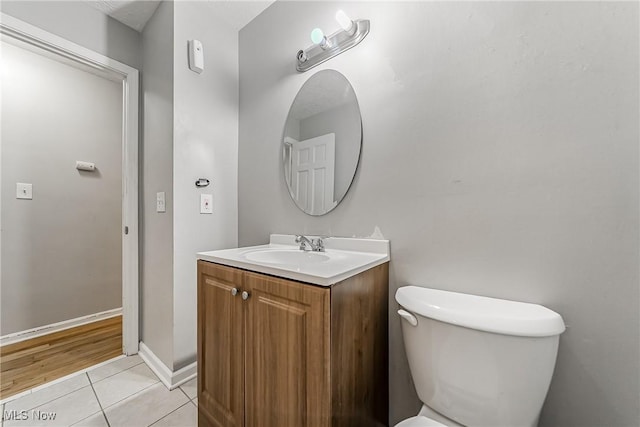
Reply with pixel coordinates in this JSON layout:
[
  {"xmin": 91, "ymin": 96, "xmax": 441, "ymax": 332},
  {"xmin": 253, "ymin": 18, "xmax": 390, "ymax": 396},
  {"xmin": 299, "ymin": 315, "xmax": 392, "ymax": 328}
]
[{"xmin": 290, "ymin": 133, "xmax": 336, "ymax": 215}]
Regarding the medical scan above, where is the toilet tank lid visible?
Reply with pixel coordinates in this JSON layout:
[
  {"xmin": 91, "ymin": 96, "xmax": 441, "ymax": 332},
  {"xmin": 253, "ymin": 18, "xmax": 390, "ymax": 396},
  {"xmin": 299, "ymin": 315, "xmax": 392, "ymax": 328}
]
[{"xmin": 395, "ymin": 286, "xmax": 566, "ymax": 337}]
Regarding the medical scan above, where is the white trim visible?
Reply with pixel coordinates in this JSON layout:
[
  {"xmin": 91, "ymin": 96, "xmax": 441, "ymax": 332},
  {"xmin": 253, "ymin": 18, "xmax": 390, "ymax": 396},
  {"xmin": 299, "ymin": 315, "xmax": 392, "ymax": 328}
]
[
  {"xmin": 0, "ymin": 308, "xmax": 123, "ymax": 347},
  {"xmin": 138, "ymin": 342, "xmax": 197, "ymax": 390},
  {"xmin": 0, "ymin": 13, "xmax": 139, "ymax": 355},
  {"xmin": 121, "ymin": 46, "xmax": 140, "ymax": 356}
]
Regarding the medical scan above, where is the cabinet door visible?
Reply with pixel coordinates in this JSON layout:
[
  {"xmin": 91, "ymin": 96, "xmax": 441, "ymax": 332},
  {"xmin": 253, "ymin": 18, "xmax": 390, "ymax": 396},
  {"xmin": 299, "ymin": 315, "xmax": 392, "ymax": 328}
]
[
  {"xmin": 244, "ymin": 272, "xmax": 331, "ymax": 427},
  {"xmin": 197, "ymin": 261, "xmax": 245, "ymax": 427}
]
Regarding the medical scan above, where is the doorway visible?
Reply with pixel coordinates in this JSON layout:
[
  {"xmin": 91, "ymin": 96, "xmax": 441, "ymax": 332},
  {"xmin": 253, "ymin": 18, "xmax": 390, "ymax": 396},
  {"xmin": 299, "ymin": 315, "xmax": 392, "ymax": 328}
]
[{"xmin": 0, "ymin": 14, "xmax": 138, "ymax": 397}]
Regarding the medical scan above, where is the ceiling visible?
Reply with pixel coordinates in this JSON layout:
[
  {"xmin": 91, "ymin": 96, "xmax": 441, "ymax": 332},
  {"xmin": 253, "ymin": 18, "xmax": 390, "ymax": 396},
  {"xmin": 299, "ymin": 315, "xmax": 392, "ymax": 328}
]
[{"xmin": 84, "ymin": 0, "xmax": 274, "ymax": 33}]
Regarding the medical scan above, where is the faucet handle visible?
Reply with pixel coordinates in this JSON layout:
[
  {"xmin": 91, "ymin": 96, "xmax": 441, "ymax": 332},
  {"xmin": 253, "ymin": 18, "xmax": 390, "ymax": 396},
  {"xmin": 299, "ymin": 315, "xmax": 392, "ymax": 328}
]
[
  {"xmin": 312, "ymin": 238, "xmax": 325, "ymax": 252},
  {"xmin": 295, "ymin": 235, "xmax": 310, "ymax": 251}
]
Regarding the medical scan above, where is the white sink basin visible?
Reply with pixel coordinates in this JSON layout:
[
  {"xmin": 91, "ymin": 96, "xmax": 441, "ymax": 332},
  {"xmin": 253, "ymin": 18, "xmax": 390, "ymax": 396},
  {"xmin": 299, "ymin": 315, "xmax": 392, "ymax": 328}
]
[
  {"xmin": 243, "ymin": 249, "xmax": 330, "ymax": 265},
  {"xmin": 197, "ymin": 234, "xmax": 390, "ymax": 286}
]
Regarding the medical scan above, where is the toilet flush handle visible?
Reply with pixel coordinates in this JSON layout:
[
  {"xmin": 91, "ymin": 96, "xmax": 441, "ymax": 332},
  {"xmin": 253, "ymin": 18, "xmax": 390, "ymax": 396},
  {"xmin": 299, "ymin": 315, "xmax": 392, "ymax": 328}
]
[{"xmin": 398, "ymin": 309, "xmax": 418, "ymax": 327}]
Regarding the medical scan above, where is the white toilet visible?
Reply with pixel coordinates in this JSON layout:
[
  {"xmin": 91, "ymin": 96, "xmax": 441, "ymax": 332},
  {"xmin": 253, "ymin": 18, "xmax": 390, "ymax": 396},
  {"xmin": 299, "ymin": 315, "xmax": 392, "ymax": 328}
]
[{"xmin": 395, "ymin": 286, "xmax": 565, "ymax": 427}]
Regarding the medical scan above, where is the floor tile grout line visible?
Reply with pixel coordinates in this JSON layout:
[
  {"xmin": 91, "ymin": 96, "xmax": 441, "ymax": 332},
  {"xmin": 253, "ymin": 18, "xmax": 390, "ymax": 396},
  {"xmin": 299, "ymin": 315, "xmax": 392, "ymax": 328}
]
[
  {"xmin": 99, "ymin": 379, "xmax": 161, "ymax": 412},
  {"xmin": 178, "ymin": 386, "xmax": 192, "ymax": 402},
  {"xmin": 147, "ymin": 401, "xmax": 193, "ymax": 427},
  {"xmin": 85, "ymin": 372, "xmax": 111, "ymax": 427},
  {"xmin": 89, "ymin": 360, "xmax": 160, "ymax": 411},
  {"xmin": 88, "ymin": 359, "xmax": 145, "ymax": 385},
  {"xmin": 2, "ymin": 371, "xmax": 87, "ymax": 407},
  {"xmin": 4, "ymin": 359, "xmax": 159, "ymax": 426},
  {"xmin": 0, "ymin": 390, "xmax": 32, "ymax": 407},
  {"xmin": 87, "ymin": 373, "xmax": 111, "ymax": 427},
  {"xmin": 99, "ymin": 411, "xmax": 110, "ymax": 427},
  {"xmin": 1, "ymin": 353, "xmax": 130, "ymax": 403},
  {"xmin": 15, "ymin": 383, "xmax": 101, "ymax": 427},
  {"xmin": 3, "ymin": 376, "xmax": 91, "ymax": 413},
  {"xmin": 70, "ymin": 410, "xmax": 107, "ymax": 427},
  {"xmin": 2, "ymin": 356, "xmax": 142, "ymax": 408}
]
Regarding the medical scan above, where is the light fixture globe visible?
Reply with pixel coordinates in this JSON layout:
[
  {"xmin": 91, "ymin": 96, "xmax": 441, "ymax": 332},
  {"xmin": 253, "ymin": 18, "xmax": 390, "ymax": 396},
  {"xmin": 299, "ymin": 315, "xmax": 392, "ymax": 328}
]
[
  {"xmin": 335, "ymin": 10, "xmax": 355, "ymax": 34},
  {"xmin": 310, "ymin": 28, "xmax": 325, "ymax": 44}
]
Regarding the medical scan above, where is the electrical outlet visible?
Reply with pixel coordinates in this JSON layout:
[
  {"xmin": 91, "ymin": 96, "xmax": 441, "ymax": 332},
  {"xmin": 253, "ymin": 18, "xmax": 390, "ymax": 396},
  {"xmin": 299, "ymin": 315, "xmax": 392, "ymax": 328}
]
[
  {"xmin": 156, "ymin": 192, "xmax": 166, "ymax": 213},
  {"xmin": 200, "ymin": 194, "xmax": 213, "ymax": 214}
]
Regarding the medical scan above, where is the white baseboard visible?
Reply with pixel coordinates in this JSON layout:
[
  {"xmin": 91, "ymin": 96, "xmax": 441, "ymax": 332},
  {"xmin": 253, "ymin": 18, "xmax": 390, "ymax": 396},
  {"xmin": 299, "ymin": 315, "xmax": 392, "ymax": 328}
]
[
  {"xmin": 0, "ymin": 308, "xmax": 123, "ymax": 346},
  {"xmin": 138, "ymin": 341, "xmax": 197, "ymax": 390}
]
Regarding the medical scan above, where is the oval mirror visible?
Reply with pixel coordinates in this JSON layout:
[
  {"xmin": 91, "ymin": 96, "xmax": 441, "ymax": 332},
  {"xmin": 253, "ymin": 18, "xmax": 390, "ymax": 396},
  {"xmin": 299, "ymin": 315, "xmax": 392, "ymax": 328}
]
[{"xmin": 283, "ymin": 70, "xmax": 362, "ymax": 216}]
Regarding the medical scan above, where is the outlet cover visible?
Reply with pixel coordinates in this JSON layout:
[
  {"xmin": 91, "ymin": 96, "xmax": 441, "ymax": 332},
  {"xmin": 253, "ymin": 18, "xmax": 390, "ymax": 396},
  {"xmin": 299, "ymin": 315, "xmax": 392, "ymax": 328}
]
[
  {"xmin": 200, "ymin": 194, "xmax": 213, "ymax": 214},
  {"xmin": 156, "ymin": 192, "xmax": 166, "ymax": 213}
]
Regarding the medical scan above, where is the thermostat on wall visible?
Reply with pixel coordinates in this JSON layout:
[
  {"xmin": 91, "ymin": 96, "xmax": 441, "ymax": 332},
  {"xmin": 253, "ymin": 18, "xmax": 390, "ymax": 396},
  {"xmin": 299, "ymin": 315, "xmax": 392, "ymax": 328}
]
[{"xmin": 188, "ymin": 40, "xmax": 204, "ymax": 74}]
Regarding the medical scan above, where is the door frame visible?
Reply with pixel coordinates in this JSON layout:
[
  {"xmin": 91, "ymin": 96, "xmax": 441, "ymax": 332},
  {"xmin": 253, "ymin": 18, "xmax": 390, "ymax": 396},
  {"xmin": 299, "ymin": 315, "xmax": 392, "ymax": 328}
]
[{"xmin": 0, "ymin": 13, "xmax": 140, "ymax": 355}]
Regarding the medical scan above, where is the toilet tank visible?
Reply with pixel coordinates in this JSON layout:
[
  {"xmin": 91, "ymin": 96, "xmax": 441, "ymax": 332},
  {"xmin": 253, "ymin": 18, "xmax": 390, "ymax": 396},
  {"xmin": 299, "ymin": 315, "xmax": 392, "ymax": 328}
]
[{"xmin": 396, "ymin": 286, "xmax": 565, "ymax": 427}]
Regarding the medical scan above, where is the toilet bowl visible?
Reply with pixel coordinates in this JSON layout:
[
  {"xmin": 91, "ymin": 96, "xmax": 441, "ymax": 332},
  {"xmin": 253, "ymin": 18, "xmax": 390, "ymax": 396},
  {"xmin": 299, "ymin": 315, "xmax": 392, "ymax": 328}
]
[
  {"xmin": 396, "ymin": 416, "xmax": 445, "ymax": 427},
  {"xmin": 395, "ymin": 286, "xmax": 565, "ymax": 427},
  {"xmin": 396, "ymin": 414, "xmax": 446, "ymax": 427},
  {"xmin": 395, "ymin": 405, "xmax": 458, "ymax": 427}
]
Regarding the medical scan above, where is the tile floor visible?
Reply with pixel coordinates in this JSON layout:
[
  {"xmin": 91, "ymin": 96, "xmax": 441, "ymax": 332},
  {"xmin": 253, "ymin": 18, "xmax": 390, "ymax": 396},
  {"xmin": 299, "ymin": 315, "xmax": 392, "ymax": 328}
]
[{"xmin": 0, "ymin": 356, "xmax": 197, "ymax": 427}]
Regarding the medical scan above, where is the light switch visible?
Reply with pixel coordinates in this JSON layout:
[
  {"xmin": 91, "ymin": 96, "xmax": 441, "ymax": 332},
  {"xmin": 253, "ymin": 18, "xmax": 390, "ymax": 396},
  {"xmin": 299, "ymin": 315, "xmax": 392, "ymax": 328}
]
[
  {"xmin": 156, "ymin": 192, "xmax": 166, "ymax": 213},
  {"xmin": 200, "ymin": 194, "xmax": 213, "ymax": 214},
  {"xmin": 16, "ymin": 183, "xmax": 32, "ymax": 200}
]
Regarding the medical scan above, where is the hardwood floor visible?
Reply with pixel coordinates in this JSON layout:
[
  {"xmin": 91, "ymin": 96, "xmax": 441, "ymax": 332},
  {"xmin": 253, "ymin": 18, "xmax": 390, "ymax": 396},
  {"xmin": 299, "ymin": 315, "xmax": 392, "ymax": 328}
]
[{"xmin": 0, "ymin": 315, "xmax": 122, "ymax": 399}]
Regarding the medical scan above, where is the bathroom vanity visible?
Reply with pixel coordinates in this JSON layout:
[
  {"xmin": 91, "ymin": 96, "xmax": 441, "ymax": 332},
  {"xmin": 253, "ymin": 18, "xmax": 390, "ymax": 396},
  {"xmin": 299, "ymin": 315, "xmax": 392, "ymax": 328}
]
[{"xmin": 196, "ymin": 235, "xmax": 390, "ymax": 427}]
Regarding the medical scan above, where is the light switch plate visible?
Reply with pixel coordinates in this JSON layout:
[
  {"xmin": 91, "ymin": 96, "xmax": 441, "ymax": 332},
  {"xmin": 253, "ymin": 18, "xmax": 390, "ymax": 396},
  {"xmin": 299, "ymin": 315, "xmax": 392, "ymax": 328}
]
[
  {"xmin": 200, "ymin": 194, "xmax": 213, "ymax": 214},
  {"xmin": 16, "ymin": 183, "xmax": 32, "ymax": 200},
  {"xmin": 156, "ymin": 192, "xmax": 166, "ymax": 213}
]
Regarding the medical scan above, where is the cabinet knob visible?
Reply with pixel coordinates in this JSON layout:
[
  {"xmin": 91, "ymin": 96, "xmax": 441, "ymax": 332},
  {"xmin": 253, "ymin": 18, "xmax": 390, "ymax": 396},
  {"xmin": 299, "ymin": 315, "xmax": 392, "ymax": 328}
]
[
  {"xmin": 231, "ymin": 288, "xmax": 238, "ymax": 296},
  {"xmin": 241, "ymin": 291, "xmax": 250, "ymax": 300}
]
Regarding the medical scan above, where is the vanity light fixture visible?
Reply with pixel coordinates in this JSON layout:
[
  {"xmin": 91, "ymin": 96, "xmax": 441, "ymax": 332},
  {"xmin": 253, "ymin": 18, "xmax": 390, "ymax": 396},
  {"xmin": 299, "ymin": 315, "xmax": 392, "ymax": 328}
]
[{"xmin": 296, "ymin": 10, "xmax": 370, "ymax": 72}]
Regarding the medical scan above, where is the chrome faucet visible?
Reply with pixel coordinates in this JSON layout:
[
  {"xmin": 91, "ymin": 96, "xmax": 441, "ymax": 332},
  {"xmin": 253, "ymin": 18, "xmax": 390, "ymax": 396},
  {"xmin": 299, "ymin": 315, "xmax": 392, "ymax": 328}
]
[{"xmin": 295, "ymin": 235, "xmax": 325, "ymax": 252}]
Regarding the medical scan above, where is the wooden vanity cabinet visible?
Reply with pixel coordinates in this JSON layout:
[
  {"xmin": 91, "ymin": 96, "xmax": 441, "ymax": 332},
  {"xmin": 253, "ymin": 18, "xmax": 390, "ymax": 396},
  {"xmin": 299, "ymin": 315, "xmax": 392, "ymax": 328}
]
[
  {"xmin": 197, "ymin": 260, "xmax": 389, "ymax": 427},
  {"xmin": 197, "ymin": 262, "xmax": 245, "ymax": 427}
]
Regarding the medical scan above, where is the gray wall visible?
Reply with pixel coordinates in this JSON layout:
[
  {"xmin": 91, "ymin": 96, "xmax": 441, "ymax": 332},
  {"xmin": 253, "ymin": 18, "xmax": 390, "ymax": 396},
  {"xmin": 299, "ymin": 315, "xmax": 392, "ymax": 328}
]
[
  {"xmin": 0, "ymin": 1, "xmax": 142, "ymax": 70},
  {"xmin": 239, "ymin": 2, "xmax": 639, "ymax": 426},
  {"xmin": 139, "ymin": 0, "xmax": 239, "ymax": 371},
  {"xmin": 1, "ymin": 41, "xmax": 122, "ymax": 334},
  {"xmin": 172, "ymin": 1, "xmax": 239, "ymax": 369},
  {"xmin": 141, "ymin": 0, "xmax": 175, "ymax": 369}
]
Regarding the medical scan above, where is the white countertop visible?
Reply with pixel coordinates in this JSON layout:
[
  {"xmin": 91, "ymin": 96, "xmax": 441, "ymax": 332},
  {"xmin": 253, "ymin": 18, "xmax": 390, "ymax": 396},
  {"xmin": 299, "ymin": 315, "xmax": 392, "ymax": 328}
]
[{"xmin": 197, "ymin": 234, "xmax": 390, "ymax": 286}]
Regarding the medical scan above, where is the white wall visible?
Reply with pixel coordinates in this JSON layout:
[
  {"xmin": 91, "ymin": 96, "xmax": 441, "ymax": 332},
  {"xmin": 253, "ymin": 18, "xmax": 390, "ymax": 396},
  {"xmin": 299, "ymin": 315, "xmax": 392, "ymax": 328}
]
[
  {"xmin": 141, "ymin": 0, "xmax": 175, "ymax": 370},
  {"xmin": 1, "ymin": 41, "xmax": 123, "ymax": 334},
  {"xmin": 172, "ymin": 1, "xmax": 239, "ymax": 369},
  {"xmin": 0, "ymin": 1, "xmax": 142, "ymax": 70},
  {"xmin": 139, "ymin": 0, "xmax": 239, "ymax": 371},
  {"xmin": 239, "ymin": 2, "xmax": 639, "ymax": 426}
]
